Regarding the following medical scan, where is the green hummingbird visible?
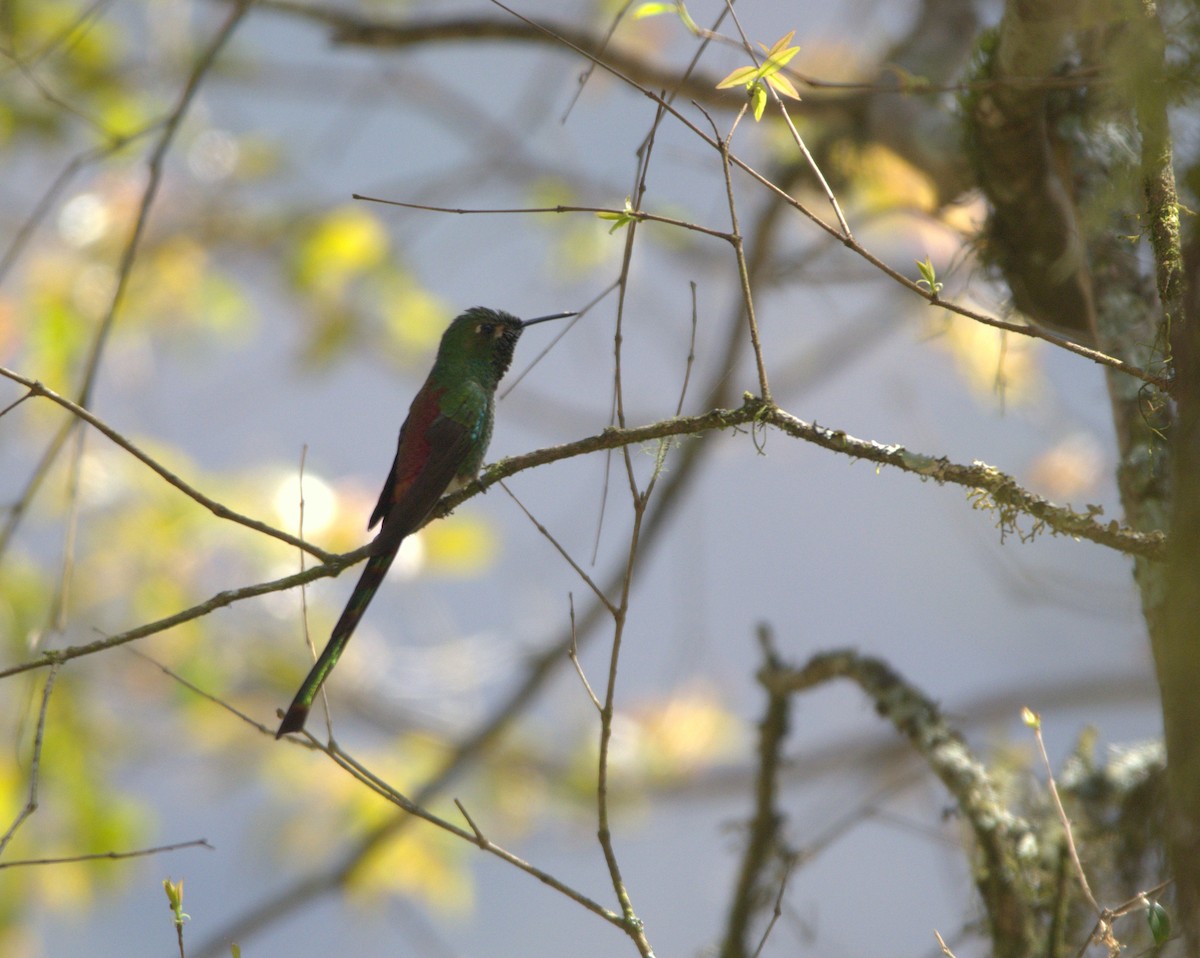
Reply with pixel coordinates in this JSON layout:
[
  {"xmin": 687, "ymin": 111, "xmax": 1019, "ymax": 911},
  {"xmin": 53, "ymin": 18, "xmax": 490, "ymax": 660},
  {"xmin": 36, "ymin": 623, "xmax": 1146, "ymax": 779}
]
[{"xmin": 276, "ymin": 306, "xmax": 575, "ymax": 738}]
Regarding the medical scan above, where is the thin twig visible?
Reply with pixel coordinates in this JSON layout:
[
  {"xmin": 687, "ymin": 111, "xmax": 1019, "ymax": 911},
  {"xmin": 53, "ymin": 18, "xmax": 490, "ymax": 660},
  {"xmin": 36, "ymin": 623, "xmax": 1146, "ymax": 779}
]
[
  {"xmin": 501, "ymin": 282, "xmax": 617, "ymax": 400},
  {"xmin": 0, "ymin": 838, "xmax": 213, "ymax": 869},
  {"xmin": 1028, "ymin": 712, "xmax": 1101, "ymax": 912},
  {"xmin": 351, "ymin": 196, "xmax": 734, "ymax": 243},
  {"xmin": 0, "ymin": 548, "xmax": 368, "ymax": 680},
  {"xmin": 718, "ymin": 0, "xmax": 851, "ymax": 239},
  {"xmin": 567, "ymin": 594, "xmax": 602, "ymax": 711},
  {"xmin": 498, "ymin": 482, "xmax": 615, "ymax": 615},
  {"xmin": 749, "ymin": 852, "xmax": 797, "ymax": 958},
  {"xmin": 129, "ymin": 649, "xmax": 279, "ymax": 735},
  {"xmin": 714, "ymin": 113, "xmax": 771, "ymax": 403},
  {"xmin": 594, "ymin": 492, "xmax": 654, "ymax": 957},
  {"xmin": 675, "ymin": 283, "xmax": 699, "ymax": 416},
  {"xmin": 453, "ymin": 799, "xmax": 485, "ymax": 844},
  {"xmin": 482, "ymin": 0, "xmax": 1168, "ymax": 392},
  {"xmin": 0, "ymin": 369, "xmax": 334, "ymax": 561},
  {"xmin": 0, "ymin": 663, "xmax": 60, "ymax": 857},
  {"xmin": 934, "ymin": 929, "xmax": 958, "ymax": 957},
  {"xmin": 321, "ymin": 741, "xmax": 628, "ymax": 929},
  {"xmin": 296, "ymin": 445, "xmax": 334, "ymax": 739}
]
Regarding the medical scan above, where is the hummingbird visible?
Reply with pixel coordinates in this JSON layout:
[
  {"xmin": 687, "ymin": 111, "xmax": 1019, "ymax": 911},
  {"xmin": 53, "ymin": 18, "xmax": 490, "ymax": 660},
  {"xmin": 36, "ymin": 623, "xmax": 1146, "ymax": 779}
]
[{"xmin": 276, "ymin": 306, "xmax": 575, "ymax": 738}]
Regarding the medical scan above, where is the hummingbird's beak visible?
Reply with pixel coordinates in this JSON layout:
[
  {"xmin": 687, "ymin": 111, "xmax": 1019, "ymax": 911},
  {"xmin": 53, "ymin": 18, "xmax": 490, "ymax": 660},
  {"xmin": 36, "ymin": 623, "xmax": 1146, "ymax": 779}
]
[{"xmin": 521, "ymin": 311, "xmax": 577, "ymax": 327}]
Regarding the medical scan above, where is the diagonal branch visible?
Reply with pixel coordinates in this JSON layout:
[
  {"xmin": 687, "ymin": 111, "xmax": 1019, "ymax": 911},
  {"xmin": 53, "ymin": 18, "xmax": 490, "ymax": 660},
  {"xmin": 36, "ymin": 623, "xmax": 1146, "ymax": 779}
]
[
  {"xmin": 0, "ymin": 396, "xmax": 1169, "ymax": 680},
  {"xmin": 0, "ymin": 368, "xmax": 335, "ymax": 562}
]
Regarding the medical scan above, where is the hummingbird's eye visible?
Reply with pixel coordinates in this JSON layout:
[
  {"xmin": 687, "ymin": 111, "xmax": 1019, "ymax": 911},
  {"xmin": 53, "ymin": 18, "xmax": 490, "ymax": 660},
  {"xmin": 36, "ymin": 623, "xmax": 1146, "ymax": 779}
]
[{"xmin": 476, "ymin": 323, "xmax": 495, "ymax": 336}]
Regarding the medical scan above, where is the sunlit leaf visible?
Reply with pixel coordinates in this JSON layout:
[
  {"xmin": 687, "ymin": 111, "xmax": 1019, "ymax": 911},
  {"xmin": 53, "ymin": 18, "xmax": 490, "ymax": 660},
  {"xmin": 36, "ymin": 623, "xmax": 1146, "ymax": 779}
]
[
  {"xmin": 762, "ymin": 45, "xmax": 800, "ymax": 74},
  {"xmin": 751, "ymin": 83, "xmax": 767, "ymax": 121},
  {"xmin": 595, "ymin": 196, "xmax": 638, "ymax": 234},
  {"xmin": 716, "ymin": 65, "xmax": 760, "ymax": 90},
  {"xmin": 915, "ymin": 256, "xmax": 942, "ymax": 294},
  {"xmin": 630, "ymin": 0, "xmax": 698, "ymax": 32},
  {"xmin": 763, "ymin": 30, "xmax": 797, "ymax": 60},
  {"xmin": 766, "ymin": 71, "xmax": 801, "ymax": 100},
  {"xmin": 632, "ymin": 1, "xmax": 678, "ymax": 18}
]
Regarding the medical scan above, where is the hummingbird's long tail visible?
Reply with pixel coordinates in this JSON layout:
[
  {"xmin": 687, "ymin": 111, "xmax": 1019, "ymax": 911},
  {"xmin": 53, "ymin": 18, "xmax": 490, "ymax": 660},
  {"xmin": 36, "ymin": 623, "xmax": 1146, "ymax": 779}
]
[{"xmin": 276, "ymin": 545, "xmax": 399, "ymax": 738}]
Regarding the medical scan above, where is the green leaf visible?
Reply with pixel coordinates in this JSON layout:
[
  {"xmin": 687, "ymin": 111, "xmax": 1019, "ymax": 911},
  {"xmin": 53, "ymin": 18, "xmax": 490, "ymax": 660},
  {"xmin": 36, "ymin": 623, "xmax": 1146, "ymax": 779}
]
[
  {"xmin": 163, "ymin": 878, "xmax": 190, "ymax": 927},
  {"xmin": 1148, "ymin": 901, "xmax": 1171, "ymax": 945},
  {"xmin": 915, "ymin": 256, "xmax": 943, "ymax": 294},
  {"xmin": 595, "ymin": 197, "xmax": 638, "ymax": 234}
]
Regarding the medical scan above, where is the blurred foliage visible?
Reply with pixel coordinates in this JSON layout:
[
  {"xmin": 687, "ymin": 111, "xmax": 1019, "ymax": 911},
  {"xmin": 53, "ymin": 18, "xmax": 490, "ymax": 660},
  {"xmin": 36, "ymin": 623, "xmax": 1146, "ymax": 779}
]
[
  {"xmin": 272, "ymin": 737, "xmax": 473, "ymax": 912},
  {"xmin": 932, "ymin": 313, "xmax": 1042, "ymax": 408},
  {"xmin": 0, "ymin": 1, "xmax": 147, "ymax": 145},
  {"xmin": 563, "ymin": 684, "xmax": 741, "ymax": 807},
  {"xmin": 828, "ymin": 141, "xmax": 938, "ymax": 216},
  {"xmin": 288, "ymin": 205, "xmax": 451, "ymax": 366},
  {"xmin": 0, "ymin": 668, "xmax": 149, "ymax": 928}
]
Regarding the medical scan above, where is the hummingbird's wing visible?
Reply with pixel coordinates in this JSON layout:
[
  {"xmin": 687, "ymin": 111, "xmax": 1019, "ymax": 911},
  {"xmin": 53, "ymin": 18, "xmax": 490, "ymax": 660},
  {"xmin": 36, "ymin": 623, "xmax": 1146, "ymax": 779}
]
[{"xmin": 368, "ymin": 383, "xmax": 488, "ymax": 554}]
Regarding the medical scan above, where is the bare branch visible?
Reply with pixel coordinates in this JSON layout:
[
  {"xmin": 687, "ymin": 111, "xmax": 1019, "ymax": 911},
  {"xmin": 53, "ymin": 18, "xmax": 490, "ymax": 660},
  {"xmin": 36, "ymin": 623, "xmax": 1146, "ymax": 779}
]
[
  {"xmin": 719, "ymin": 627, "xmax": 792, "ymax": 958},
  {"xmin": 0, "ymin": 548, "xmax": 367, "ymax": 680},
  {"xmin": 0, "ymin": 664, "xmax": 60, "ymax": 857},
  {"xmin": 0, "ymin": 368, "xmax": 335, "ymax": 562},
  {"xmin": 0, "ymin": 838, "xmax": 213, "ymax": 869}
]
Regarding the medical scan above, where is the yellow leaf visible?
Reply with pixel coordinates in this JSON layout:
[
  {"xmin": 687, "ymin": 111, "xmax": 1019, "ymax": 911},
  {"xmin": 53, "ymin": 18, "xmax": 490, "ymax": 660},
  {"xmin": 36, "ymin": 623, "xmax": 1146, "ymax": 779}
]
[
  {"xmin": 764, "ymin": 30, "xmax": 797, "ymax": 58},
  {"xmin": 751, "ymin": 83, "xmax": 767, "ymax": 121},
  {"xmin": 766, "ymin": 72, "xmax": 801, "ymax": 100},
  {"xmin": 716, "ymin": 64, "xmax": 760, "ymax": 89},
  {"xmin": 639, "ymin": 685, "xmax": 738, "ymax": 776},
  {"xmin": 632, "ymin": 1, "xmax": 677, "ymax": 18},
  {"xmin": 763, "ymin": 45, "xmax": 800, "ymax": 72}
]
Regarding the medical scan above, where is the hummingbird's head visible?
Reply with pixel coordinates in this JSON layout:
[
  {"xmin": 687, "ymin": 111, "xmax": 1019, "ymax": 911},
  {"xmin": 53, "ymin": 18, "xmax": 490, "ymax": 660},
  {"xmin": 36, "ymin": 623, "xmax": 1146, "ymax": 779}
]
[{"xmin": 439, "ymin": 306, "xmax": 574, "ymax": 383}]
